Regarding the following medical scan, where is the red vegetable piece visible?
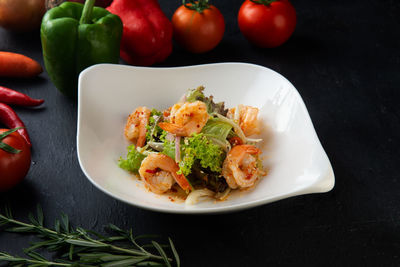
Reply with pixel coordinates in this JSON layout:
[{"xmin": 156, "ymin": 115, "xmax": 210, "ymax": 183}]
[
  {"xmin": 107, "ymin": 0, "xmax": 173, "ymax": 66},
  {"xmin": 0, "ymin": 128, "xmax": 31, "ymax": 191},
  {"xmin": 0, "ymin": 86, "xmax": 44, "ymax": 107},
  {"xmin": 0, "ymin": 103, "xmax": 31, "ymax": 147},
  {"xmin": 238, "ymin": 0, "xmax": 297, "ymax": 48}
]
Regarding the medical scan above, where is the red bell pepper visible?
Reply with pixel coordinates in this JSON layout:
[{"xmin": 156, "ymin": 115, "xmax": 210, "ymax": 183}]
[{"xmin": 107, "ymin": 0, "xmax": 173, "ymax": 66}]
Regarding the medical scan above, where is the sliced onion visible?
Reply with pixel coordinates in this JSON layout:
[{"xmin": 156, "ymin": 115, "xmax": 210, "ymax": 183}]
[
  {"xmin": 178, "ymin": 93, "xmax": 187, "ymax": 103},
  {"xmin": 212, "ymin": 113, "xmax": 247, "ymax": 142},
  {"xmin": 166, "ymin": 133, "xmax": 174, "ymax": 142},
  {"xmin": 215, "ymin": 188, "xmax": 231, "ymax": 200},
  {"xmin": 245, "ymin": 137, "xmax": 263, "ymax": 143},
  {"xmin": 185, "ymin": 189, "xmax": 215, "ymax": 205},
  {"xmin": 212, "ymin": 113, "xmax": 262, "ymax": 144},
  {"xmin": 141, "ymin": 150, "xmax": 159, "ymax": 156},
  {"xmin": 234, "ymin": 105, "xmax": 241, "ymax": 122}
]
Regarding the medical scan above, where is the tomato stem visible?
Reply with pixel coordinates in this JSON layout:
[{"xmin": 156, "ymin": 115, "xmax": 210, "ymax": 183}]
[
  {"xmin": 0, "ymin": 127, "xmax": 23, "ymax": 154},
  {"xmin": 183, "ymin": 0, "xmax": 210, "ymax": 13},
  {"xmin": 250, "ymin": 0, "xmax": 277, "ymax": 6}
]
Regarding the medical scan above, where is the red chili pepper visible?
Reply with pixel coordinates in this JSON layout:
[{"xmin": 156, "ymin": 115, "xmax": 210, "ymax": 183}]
[
  {"xmin": 107, "ymin": 0, "xmax": 173, "ymax": 66},
  {"xmin": 0, "ymin": 86, "xmax": 44, "ymax": 107},
  {"xmin": 145, "ymin": 169, "xmax": 157, "ymax": 174},
  {"xmin": 0, "ymin": 103, "xmax": 31, "ymax": 147}
]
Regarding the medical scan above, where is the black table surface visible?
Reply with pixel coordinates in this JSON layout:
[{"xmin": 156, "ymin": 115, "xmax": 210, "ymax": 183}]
[{"xmin": 1, "ymin": 0, "xmax": 399, "ymax": 266}]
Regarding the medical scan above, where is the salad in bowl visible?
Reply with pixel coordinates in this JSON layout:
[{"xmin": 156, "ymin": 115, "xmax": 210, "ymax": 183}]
[{"xmin": 118, "ymin": 86, "xmax": 267, "ymax": 204}]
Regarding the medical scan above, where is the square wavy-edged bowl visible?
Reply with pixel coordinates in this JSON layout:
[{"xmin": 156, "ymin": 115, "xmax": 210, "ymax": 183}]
[{"xmin": 77, "ymin": 63, "xmax": 334, "ymax": 214}]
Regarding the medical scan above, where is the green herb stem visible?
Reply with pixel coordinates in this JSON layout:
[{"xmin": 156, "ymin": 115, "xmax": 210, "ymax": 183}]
[
  {"xmin": 0, "ymin": 252, "xmax": 70, "ymax": 266},
  {"xmin": 250, "ymin": 0, "xmax": 277, "ymax": 6},
  {"xmin": 183, "ymin": 0, "xmax": 210, "ymax": 13},
  {"xmin": 0, "ymin": 207, "xmax": 177, "ymax": 266},
  {"xmin": 0, "ymin": 127, "xmax": 23, "ymax": 153},
  {"xmin": 0, "ymin": 214, "xmax": 165, "ymax": 261}
]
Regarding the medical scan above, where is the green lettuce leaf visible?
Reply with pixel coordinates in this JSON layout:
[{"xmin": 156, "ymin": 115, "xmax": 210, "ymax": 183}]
[
  {"xmin": 186, "ymin": 86, "xmax": 228, "ymax": 116},
  {"xmin": 178, "ymin": 134, "xmax": 225, "ymax": 176},
  {"xmin": 161, "ymin": 134, "xmax": 225, "ymax": 176},
  {"xmin": 162, "ymin": 140, "xmax": 176, "ymax": 160},
  {"xmin": 186, "ymin": 86, "xmax": 205, "ymax": 102},
  {"xmin": 118, "ymin": 145, "xmax": 146, "ymax": 174},
  {"xmin": 146, "ymin": 109, "xmax": 166, "ymax": 143},
  {"xmin": 201, "ymin": 117, "xmax": 232, "ymax": 142}
]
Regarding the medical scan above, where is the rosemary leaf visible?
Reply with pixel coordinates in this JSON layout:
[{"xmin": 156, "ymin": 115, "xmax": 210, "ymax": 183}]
[
  {"xmin": 55, "ymin": 219, "xmax": 61, "ymax": 233},
  {"xmin": 7, "ymin": 226, "xmax": 35, "ymax": 232},
  {"xmin": 102, "ymin": 236, "xmax": 126, "ymax": 242},
  {"xmin": 0, "ymin": 141, "xmax": 21, "ymax": 153},
  {"xmin": 101, "ymin": 256, "xmax": 149, "ymax": 267},
  {"xmin": 152, "ymin": 241, "xmax": 171, "ymax": 267},
  {"xmin": 60, "ymin": 213, "xmax": 70, "ymax": 233},
  {"xmin": 68, "ymin": 244, "xmax": 74, "ymax": 260},
  {"xmin": 36, "ymin": 206, "xmax": 44, "ymax": 226},
  {"xmin": 100, "ymin": 255, "xmax": 134, "ymax": 261},
  {"xmin": 78, "ymin": 253, "xmax": 113, "ymax": 260},
  {"xmin": 107, "ymin": 223, "xmax": 124, "ymax": 234},
  {"xmin": 4, "ymin": 205, "xmax": 13, "ymax": 219},
  {"xmin": 0, "ymin": 207, "xmax": 180, "ymax": 266},
  {"xmin": 169, "ymin": 238, "xmax": 180, "ymax": 267},
  {"xmin": 25, "ymin": 240, "xmax": 54, "ymax": 252},
  {"xmin": 65, "ymin": 239, "xmax": 108, "ymax": 248},
  {"xmin": 28, "ymin": 212, "xmax": 40, "ymax": 226},
  {"xmin": 25, "ymin": 251, "xmax": 47, "ymax": 261}
]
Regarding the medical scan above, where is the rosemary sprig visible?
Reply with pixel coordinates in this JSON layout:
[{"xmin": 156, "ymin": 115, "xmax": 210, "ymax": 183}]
[{"xmin": 0, "ymin": 206, "xmax": 180, "ymax": 266}]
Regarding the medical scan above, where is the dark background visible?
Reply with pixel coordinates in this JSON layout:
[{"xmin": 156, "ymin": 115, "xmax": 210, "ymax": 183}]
[{"xmin": 1, "ymin": 0, "xmax": 400, "ymax": 266}]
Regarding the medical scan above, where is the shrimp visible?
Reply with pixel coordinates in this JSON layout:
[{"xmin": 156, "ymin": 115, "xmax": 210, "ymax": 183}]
[
  {"xmin": 124, "ymin": 107, "xmax": 151, "ymax": 148},
  {"xmin": 227, "ymin": 105, "xmax": 260, "ymax": 137},
  {"xmin": 138, "ymin": 153, "xmax": 191, "ymax": 194},
  {"xmin": 222, "ymin": 145, "xmax": 261, "ymax": 189},
  {"xmin": 158, "ymin": 101, "xmax": 209, "ymax": 136}
]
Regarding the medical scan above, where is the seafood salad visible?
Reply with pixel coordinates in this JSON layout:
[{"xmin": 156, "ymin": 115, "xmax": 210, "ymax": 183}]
[{"xmin": 118, "ymin": 86, "xmax": 267, "ymax": 204}]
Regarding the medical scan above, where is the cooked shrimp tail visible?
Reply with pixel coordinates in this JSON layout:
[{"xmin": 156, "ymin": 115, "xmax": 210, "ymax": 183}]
[
  {"xmin": 124, "ymin": 107, "xmax": 151, "ymax": 148},
  {"xmin": 138, "ymin": 153, "xmax": 192, "ymax": 194},
  {"xmin": 222, "ymin": 144, "xmax": 262, "ymax": 189},
  {"xmin": 158, "ymin": 101, "xmax": 209, "ymax": 137},
  {"xmin": 158, "ymin": 122, "xmax": 187, "ymax": 136},
  {"xmin": 228, "ymin": 105, "xmax": 260, "ymax": 137}
]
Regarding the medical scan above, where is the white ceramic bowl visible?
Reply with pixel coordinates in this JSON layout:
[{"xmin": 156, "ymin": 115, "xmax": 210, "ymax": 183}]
[{"xmin": 77, "ymin": 63, "xmax": 334, "ymax": 214}]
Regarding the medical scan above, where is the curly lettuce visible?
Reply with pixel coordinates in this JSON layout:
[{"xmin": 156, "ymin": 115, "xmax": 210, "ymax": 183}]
[
  {"xmin": 118, "ymin": 145, "xmax": 146, "ymax": 173},
  {"xmin": 178, "ymin": 134, "xmax": 225, "ymax": 176},
  {"xmin": 161, "ymin": 133, "xmax": 225, "ymax": 176}
]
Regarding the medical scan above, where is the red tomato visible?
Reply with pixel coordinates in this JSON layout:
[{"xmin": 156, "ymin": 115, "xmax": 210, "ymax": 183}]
[
  {"xmin": 0, "ymin": 129, "xmax": 31, "ymax": 191},
  {"xmin": 0, "ymin": 0, "xmax": 46, "ymax": 32},
  {"xmin": 172, "ymin": 3, "xmax": 225, "ymax": 53},
  {"xmin": 238, "ymin": 0, "xmax": 296, "ymax": 48}
]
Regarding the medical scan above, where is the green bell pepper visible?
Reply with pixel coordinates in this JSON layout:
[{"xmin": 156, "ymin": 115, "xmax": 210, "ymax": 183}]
[{"xmin": 41, "ymin": 0, "xmax": 122, "ymax": 97}]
